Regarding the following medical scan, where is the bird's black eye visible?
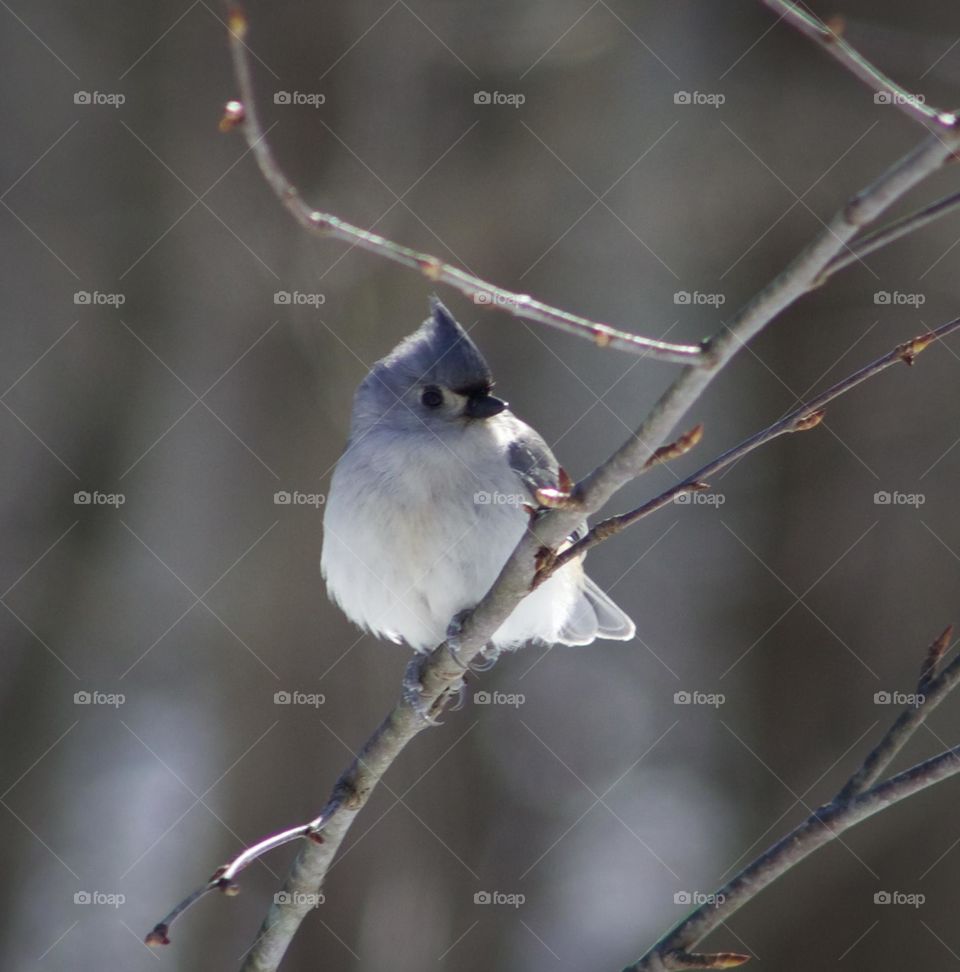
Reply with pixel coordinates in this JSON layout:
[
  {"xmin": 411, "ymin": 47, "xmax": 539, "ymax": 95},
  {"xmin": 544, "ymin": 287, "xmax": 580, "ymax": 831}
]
[{"xmin": 421, "ymin": 386, "xmax": 443, "ymax": 408}]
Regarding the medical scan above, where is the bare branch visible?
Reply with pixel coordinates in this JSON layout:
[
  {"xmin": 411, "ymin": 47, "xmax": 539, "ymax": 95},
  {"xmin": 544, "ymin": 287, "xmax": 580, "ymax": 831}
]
[
  {"xmin": 549, "ymin": 320, "xmax": 960, "ymax": 574},
  {"xmin": 835, "ymin": 626, "xmax": 959, "ymax": 802},
  {"xmin": 759, "ymin": 1, "xmax": 958, "ymax": 129},
  {"xmin": 220, "ymin": 9, "xmax": 706, "ymax": 366},
  {"xmin": 625, "ymin": 626, "xmax": 960, "ymax": 971}
]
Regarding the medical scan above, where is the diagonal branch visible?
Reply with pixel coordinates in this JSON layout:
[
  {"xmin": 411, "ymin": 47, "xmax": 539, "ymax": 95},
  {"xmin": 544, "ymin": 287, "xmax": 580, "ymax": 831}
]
[
  {"xmin": 759, "ymin": 0, "xmax": 958, "ymax": 129},
  {"xmin": 626, "ymin": 626, "xmax": 960, "ymax": 971},
  {"xmin": 835, "ymin": 625, "xmax": 957, "ymax": 802},
  {"xmin": 546, "ymin": 321, "xmax": 960, "ymax": 575}
]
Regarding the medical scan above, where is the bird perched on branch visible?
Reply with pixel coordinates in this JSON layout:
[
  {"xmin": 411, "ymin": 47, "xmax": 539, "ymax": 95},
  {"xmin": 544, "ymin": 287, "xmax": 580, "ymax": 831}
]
[{"xmin": 321, "ymin": 298, "xmax": 634, "ymax": 659}]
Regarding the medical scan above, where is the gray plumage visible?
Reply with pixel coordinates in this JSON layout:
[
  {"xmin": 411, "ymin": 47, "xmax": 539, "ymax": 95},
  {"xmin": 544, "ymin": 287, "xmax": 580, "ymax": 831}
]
[{"xmin": 321, "ymin": 298, "xmax": 635, "ymax": 652}]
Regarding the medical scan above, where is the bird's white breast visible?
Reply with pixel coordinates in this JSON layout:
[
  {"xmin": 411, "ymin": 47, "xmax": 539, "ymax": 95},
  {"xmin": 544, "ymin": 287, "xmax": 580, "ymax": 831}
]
[{"xmin": 321, "ymin": 417, "xmax": 535, "ymax": 651}]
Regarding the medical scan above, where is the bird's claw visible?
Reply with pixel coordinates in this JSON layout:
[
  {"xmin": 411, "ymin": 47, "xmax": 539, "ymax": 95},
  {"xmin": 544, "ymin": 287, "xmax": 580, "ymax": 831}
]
[
  {"xmin": 445, "ymin": 611, "xmax": 502, "ymax": 673},
  {"xmin": 402, "ymin": 654, "xmax": 445, "ymax": 726}
]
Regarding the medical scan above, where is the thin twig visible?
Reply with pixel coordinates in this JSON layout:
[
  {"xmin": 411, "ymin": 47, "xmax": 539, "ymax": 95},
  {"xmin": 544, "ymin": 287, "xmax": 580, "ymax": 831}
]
[
  {"xmin": 549, "ymin": 322, "xmax": 959, "ymax": 574},
  {"xmin": 759, "ymin": 1, "xmax": 957, "ymax": 129},
  {"xmin": 220, "ymin": 10, "xmax": 705, "ymax": 366},
  {"xmin": 836, "ymin": 625, "xmax": 957, "ymax": 802},
  {"xmin": 625, "ymin": 626, "xmax": 960, "ymax": 971}
]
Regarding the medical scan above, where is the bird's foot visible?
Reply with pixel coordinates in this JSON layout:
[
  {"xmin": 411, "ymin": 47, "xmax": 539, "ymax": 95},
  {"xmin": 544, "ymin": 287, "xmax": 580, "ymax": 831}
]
[
  {"xmin": 444, "ymin": 610, "xmax": 473, "ymax": 670},
  {"xmin": 445, "ymin": 611, "xmax": 502, "ymax": 673},
  {"xmin": 402, "ymin": 653, "xmax": 449, "ymax": 726},
  {"xmin": 470, "ymin": 645, "xmax": 502, "ymax": 672}
]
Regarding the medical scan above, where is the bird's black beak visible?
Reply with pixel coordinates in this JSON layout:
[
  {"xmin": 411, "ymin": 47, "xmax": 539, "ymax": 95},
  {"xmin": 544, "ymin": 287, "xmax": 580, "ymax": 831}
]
[{"xmin": 464, "ymin": 392, "xmax": 507, "ymax": 419}]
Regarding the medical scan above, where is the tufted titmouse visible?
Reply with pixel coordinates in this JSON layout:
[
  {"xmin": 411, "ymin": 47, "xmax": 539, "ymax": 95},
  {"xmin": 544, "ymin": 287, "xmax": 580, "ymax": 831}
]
[{"xmin": 321, "ymin": 299, "xmax": 635, "ymax": 656}]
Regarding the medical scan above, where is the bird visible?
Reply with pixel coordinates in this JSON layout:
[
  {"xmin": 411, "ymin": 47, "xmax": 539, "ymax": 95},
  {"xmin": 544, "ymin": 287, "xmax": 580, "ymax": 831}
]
[{"xmin": 320, "ymin": 298, "xmax": 635, "ymax": 659}]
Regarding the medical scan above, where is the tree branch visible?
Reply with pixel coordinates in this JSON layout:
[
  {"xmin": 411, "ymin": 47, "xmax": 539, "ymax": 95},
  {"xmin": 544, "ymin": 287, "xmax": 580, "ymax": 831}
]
[
  {"xmin": 759, "ymin": 0, "xmax": 958, "ymax": 129},
  {"xmin": 219, "ymin": 10, "xmax": 706, "ymax": 366},
  {"xmin": 625, "ymin": 626, "xmax": 960, "ymax": 971},
  {"xmin": 146, "ymin": 5, "xmax": 960, "ymax": 968},
  {"xmin": 818, "ymin": 189, "xmax": 960, "ymax": 282},
  {"xmin": 546, "ymin": 320, "xmax": 960, "ymax": 575}
]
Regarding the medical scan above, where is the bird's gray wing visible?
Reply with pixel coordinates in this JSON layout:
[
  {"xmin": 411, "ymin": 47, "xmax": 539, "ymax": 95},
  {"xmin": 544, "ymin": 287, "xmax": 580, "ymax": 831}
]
[
  {"xmin": 505, "ymin": 419, "xmax": 559, "ymax": 499},
  {"xmin": 506, "ymin": 417, "xmax": 588, "ymax": 540}
]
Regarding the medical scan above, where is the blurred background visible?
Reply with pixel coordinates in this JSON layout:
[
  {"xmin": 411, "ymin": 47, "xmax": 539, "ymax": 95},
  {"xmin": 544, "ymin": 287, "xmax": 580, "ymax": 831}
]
[{"xmin": 2, "ymin": 1, "xmax": 960, "ymax": 969}]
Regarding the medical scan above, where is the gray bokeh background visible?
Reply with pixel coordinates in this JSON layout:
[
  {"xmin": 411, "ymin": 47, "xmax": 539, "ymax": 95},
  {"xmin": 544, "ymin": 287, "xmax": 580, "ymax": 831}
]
[{"xmin": 3, "ymin": 2, "xmax": 960, "ymax": 969}]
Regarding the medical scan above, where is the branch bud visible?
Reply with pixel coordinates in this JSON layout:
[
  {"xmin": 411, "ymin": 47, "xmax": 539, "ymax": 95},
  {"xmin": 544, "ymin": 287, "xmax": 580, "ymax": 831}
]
[
  {"xmin": 899, "ymin": 332, "xmax": 936, "ymax": 365},
  {"xmin": 644, "ymin": 424, "xmax": 705, "ymax": 469}
]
